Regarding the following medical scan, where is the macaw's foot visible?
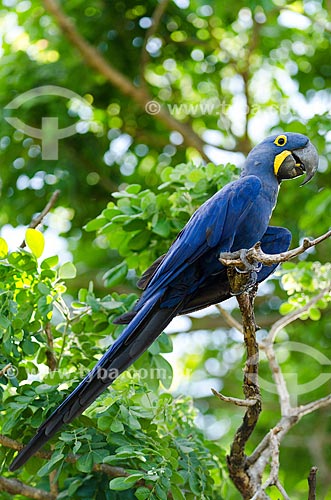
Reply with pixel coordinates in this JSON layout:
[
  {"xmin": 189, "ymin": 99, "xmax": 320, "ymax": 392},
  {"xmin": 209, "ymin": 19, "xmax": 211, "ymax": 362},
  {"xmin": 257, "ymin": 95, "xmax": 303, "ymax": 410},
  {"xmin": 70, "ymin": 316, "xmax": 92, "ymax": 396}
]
[
  {"xmin": 236, "ymin": 248, "xmax": 263, "ymax": 273},
  {"xmin": 230, "ymin": 248, "xmax": 262, "ymax": 296}
]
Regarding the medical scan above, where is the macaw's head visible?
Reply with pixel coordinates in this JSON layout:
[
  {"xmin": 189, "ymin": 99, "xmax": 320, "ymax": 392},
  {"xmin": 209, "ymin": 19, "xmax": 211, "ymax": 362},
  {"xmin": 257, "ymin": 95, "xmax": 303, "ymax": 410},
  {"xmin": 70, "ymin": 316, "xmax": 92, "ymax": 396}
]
[{"xmin": 244, "ymin": 132, "xmax": 319, "ymax": 185}]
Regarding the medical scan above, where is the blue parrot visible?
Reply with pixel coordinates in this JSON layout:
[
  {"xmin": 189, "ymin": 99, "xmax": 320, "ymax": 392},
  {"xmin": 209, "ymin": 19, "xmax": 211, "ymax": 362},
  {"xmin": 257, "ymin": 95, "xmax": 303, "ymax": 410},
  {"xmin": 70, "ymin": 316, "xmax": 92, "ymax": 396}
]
[{"xmin": 10, "ymin": 132, "xmax": 318, "ymax": 471}]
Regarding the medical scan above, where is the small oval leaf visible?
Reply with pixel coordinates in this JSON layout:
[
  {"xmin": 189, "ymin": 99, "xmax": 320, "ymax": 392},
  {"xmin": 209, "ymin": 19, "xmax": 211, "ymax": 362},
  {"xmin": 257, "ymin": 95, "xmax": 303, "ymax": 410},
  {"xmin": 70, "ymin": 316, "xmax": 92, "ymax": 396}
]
[
  {"xmin": 0, "ymin": 237, "xmax": 9, "ymax": 258},
  {"xmin": 25, "ymin": 228, "xmax": 45, "ymax": 258},
  {"xmin": 59, "ymin": 262, "xmax": 77, "ymax": 279},
  {"xmin": 103, "ymin": 262, "xmax": 128, "ymax": 287}
]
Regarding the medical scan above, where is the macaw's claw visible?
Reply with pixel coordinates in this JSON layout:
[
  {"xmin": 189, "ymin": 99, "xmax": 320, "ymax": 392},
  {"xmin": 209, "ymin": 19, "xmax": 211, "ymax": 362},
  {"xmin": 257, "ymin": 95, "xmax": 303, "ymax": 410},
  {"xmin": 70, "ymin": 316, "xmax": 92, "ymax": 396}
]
[{"xmin": 235, "ymin": 248, "xmax": 263, "ymax": 273}]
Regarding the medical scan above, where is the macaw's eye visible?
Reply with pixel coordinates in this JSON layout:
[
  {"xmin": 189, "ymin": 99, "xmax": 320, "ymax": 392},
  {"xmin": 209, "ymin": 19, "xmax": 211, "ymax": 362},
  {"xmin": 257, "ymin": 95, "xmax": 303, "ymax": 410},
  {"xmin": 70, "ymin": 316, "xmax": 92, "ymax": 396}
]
[{"xmin": 274, "ymin": 135, "xmax": 287, "ymax": 146}]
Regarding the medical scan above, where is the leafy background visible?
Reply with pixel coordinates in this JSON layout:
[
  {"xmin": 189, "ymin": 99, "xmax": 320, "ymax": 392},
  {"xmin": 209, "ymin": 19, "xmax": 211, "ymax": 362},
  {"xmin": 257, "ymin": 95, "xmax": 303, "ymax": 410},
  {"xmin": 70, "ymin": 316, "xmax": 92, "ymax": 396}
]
[{"xmin": 0, "ymin": 0, "xmax": 331, "ymax": 498}]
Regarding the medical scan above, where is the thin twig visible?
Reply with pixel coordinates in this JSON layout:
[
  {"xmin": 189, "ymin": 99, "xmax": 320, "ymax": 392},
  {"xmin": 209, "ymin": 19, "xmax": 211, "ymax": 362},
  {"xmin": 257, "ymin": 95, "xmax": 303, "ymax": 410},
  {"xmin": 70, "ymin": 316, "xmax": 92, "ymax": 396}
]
[
  {"xmin": 211, "ymin": 388, "xmax": 258, "ymax": 407},
  {"xmin": 296, "ymin": 394, "xmax": 331, "ymax": 418},
  {"xmin": 275, "ymin": 480, "xmax": 291, "ymax": 500},
  {"xmin": 20, "ymin": 190, "xmax": 61, "ymax": 249},
  {"xmin": 216, "ymin": 305, "xmax": 243, "ymax": 333},
  {"xmin": 308, "ymin": 467, "xmax": 318, "ymax": 500}
]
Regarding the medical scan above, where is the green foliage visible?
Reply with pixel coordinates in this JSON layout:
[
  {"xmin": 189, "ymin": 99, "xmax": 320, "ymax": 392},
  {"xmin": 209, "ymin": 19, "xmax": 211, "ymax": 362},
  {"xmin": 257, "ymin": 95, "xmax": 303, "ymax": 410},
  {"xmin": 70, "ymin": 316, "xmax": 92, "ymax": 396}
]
[
  {"xmin": 87, "ymin": 162, "xmax": 238, "ymax": 275},
  {"xmin": 279, "ymin": 262, "xmax": 331, "ymax": 320},
  {"xmin": 0, "ymin": 228, "xmax": 225, "ymax": 498}
]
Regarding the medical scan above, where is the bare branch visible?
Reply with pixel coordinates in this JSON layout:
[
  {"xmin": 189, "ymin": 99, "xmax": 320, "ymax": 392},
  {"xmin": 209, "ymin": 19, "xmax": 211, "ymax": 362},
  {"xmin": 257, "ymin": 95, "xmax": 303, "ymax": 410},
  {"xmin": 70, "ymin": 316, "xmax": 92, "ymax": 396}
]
[
  {"xmin": 296, "ymin": 394, "xmax": 331, "ymax": 418},
  {"xmin": 260, "ymin": 432, "xmax": 286, "ymax": 497},
  {"xmin": 0, "ymin": 476, "xmax": 55, "ymax": 500},
  {"xmin": 219, "ymin": 228, "xmax": 331, "ymax": 268},
  {"xmin": 275, "ymin": 480, "xmax": 291, "ymax": 500},
  {"xmin": 216, "ymin": 305, "xmax": 243, "ymax": 333},
  {"xmin": 261, "ymin": 344, "xmax": 291, "ymax": 415},
  {"xmin": 308, "ymin": 467, "xmax": 318, "ymax": 500},
  {"xmin": 20, "ymin": 190, "xmax": 61, "ymax": 249}
]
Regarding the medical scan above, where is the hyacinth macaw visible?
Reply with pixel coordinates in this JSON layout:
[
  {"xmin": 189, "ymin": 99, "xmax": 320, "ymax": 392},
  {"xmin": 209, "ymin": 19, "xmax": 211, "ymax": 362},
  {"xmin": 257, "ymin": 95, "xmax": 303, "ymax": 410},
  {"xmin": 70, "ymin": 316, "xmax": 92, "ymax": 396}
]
[{"xmin": 10, "ymin": 132, "xmax": 318, "ymax": 471}]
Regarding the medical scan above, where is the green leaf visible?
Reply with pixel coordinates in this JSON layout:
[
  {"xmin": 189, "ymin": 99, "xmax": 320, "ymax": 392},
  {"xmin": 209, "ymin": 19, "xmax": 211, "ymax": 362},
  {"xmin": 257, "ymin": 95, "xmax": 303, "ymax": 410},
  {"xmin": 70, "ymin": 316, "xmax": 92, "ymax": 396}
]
[
  {"xmin": 37, "ymin": 282, "xmax": 50, "ymax": 295},
  {"xmin": 156, "ymin": 485, "xmax": 168, "ymax": 500},
  {"xmin": 126, "ymin": 184, "xmax": 141, "ymax": 194},
  {"xmin": 309, "ymin": 307, "xmax": 321, "ymax": 321},
  {"xmin": 76, "ymin": 452, "xmax": 94, "ymax": 473},
  {"xmin": 41, "ymin": 255, "xmax": 59, "ymax": 269},
  {"xmin": 135, "ymin": 487, "xmax": 151, "ymax": 500},
  {"xmin": 0, "ymin": 237, "xmax": 8, "ymax": 258},
  {"xmin": 123, "ymin": 219, "xmax": 147, "ymax": 232},
  {"xmin": 152, "ymin": 219, "xmax": 171, "ymax": 238},
  {"xmin": 110, "ymin": 420, "xmax": 124, "ymax": 433},
  {"xmin": 25, "ymin": 228, "xmax": 45, "ymax": 258},
  {"xmin": 59, "ymin": 262, "xmax": 77, "ymax": 279},
  {"xmin": 84, "ymin": 216, "xmax": 107, "ymax": 231},
  {"xmin": 152, "ymin": 355, "xmax": 173, "ymax": 389},
  {"xmin": 38, "ymin": 452, "xmax": 64, "ymax": 476},
  {"xmin": 279, "ymin": 302, "xmax": 294, "ymax": 315},
  {"xmin": 128, "ymin": 231, "xmax": 151, "ymax": 251},
  {"xmin": 103, "ymin": 262, "xmax": 128, "ymax": 287},
  {"xmin": 0, "ymin": 315, "xmax": 11, "ymax": 329},
  {"xmin": 22, "ymin": 339, "xmax": 38, "ymax": 356},
  {"xmin": 109, "ymin": 474, "xmax": 144, "ymax": 491},
  {"xmin": 171, "ymin": 484, "xmax": 185, "ymax": 500}
]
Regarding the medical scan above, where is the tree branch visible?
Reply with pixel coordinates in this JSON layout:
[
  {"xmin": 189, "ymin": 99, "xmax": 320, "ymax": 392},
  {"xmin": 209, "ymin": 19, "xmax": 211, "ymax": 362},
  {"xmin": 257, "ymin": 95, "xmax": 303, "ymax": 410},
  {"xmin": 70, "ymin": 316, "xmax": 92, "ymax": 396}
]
[
  {"xmin": 217, "ymin": 270, "xmax": 261, "ymax": 499},
  {"xmin": 42, "ymin": 0, "xmax": 209, "ymax": 160},
  {"xmin": 20, "ymin": 190, "xmax": 61, "ymax": 249},
  {"xmin": 219, "ymin": 228, "xmax": 331, "ymax": 268},
  {"xmin": 0, "ymin": 476, "xmax": 55, "ymax": 500}
]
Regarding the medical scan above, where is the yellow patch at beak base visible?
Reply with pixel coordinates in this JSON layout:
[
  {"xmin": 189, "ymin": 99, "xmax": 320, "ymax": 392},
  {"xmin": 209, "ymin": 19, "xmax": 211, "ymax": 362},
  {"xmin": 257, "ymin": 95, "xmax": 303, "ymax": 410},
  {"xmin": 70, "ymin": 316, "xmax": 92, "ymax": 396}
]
[{"xmin": 274, "ymin": 150, "xmax": 292, "ymax": 176}]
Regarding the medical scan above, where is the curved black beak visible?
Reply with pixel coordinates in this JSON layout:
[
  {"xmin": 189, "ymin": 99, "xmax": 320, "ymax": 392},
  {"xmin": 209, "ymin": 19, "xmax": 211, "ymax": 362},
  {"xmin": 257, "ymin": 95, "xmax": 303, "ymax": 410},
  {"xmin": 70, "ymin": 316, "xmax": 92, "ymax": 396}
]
[{"xmin": 276, "ymin": 141, "xmax": 319, "ymax": 185}]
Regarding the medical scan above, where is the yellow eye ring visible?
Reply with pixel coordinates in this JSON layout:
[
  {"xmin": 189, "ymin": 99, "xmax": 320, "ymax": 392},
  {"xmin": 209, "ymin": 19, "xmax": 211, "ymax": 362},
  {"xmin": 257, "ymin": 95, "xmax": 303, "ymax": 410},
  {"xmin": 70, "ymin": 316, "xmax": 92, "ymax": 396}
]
[{"xmin": 274, "ymin": 135, "xmax": 287, "ymax": 147}]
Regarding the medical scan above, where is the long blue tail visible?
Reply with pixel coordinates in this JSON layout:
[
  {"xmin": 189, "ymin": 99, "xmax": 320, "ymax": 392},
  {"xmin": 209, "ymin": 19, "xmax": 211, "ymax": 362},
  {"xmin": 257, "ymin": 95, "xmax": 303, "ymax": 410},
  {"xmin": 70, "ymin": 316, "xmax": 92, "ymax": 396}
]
[{"xmin": 10, "ymin": 293, "xmax": 180, "ymax": 471}]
